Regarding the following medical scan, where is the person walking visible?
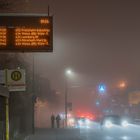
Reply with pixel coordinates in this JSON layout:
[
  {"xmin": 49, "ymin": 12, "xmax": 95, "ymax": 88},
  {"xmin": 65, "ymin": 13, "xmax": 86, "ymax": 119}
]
[
  {"xmin": 56, "ymin": 114, "xmax": 61, "ymax": 128},
  {"xmin": 51, "ymin": 114, "xmax": 55, "ymax": 128}
]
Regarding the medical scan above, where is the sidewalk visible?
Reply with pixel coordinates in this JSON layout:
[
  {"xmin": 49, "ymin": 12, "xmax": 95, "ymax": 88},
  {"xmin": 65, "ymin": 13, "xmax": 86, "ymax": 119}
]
[{"xmin": 26, "ymin": 128, "xmax": 81, "ymax": 140}]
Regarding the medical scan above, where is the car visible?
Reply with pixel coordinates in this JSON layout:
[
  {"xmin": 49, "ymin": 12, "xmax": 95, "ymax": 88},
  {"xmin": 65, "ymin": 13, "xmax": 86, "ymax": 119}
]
[
  {"xmin": 100, "ymin": 115, "xmax": 131, "ymax": 129},
  {"xmin": 75, "ymin": 117, "xmax": 91, "ymax": 129}
]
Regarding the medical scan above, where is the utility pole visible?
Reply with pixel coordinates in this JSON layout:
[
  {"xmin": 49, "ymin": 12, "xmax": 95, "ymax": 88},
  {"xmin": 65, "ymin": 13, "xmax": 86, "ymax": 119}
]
[
  {"xmin": 5, "ymin": 97, "xmax": 9, "ymax": 140},
  {"xmin": 32, "ymin": 54, "xmax": 35, "ymax": 134},
  {"xmin": 64, "ymin": 69, "xmax": 73, "ymax": 128},
  {"xmin": 65, "ymin": 78, "xmax": 68, "ymax": 127}
]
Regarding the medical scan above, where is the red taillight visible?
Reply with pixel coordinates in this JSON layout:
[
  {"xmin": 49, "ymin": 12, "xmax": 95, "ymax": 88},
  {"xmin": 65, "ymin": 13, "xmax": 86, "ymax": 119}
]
[{"xmin": 76, "ymin": 111, "xmax": 96, "ymax": 120}]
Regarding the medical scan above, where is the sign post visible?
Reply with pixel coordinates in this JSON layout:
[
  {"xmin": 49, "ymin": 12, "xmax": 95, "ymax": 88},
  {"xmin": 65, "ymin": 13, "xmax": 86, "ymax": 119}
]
[
  {"xmin": 6, "ymin": 97, "xmax": 9, "ymax": 140},
  {"xmin": 0, "ymin": 69, "xmax": 26, "ymax": 92},
  {"xmin": 6, "ymin": 69, "xmax": 26, "ymax": 92}
]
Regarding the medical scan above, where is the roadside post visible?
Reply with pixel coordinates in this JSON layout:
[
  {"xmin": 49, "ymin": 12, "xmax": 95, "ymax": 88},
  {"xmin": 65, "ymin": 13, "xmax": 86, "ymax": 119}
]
[{"xmin": 6, "ymin": 97, "xmax": 9, "ymax": 140}]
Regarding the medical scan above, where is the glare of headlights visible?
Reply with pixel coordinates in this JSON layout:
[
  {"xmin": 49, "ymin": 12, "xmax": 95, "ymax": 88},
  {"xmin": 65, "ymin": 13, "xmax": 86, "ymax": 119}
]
[
  {"xmin": 86, "ymin": 126, "xmax": 90, "ymax": 129},
  {"xmin": 69, "ymin": 118, "xmax": 75, "ymax": 123},
  {"xmin": 85, "ymin": 119, "xmax": 90, "ymax": 124},
  {"xmin": 78, "ymin": 120, "xmax": 83, "ymax": 125},
  {"xmin": 105, "ymin": 120, "xmax": 113, "ymax": 128},
  {"xmin": 121, "ymin": 120, "xmax": 129, "ymax": 127}
]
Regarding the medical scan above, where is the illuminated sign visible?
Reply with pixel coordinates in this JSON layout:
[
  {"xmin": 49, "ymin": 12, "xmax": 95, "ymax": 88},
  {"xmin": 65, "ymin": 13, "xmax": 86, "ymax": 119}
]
[
  {"xmin": 0, "ymin": 28, "xmax": 7, "ymax": 46},
  {"xmin": 0, "ymin": 14, "xmax": 53, "ymax": 52}
]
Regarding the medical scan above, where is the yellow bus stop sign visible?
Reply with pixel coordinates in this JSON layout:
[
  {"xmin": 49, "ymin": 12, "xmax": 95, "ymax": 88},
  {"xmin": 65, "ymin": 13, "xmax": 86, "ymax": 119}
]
[{"xmin": 11, "ymin": 71, "xmax": 22, "ymax": 81}]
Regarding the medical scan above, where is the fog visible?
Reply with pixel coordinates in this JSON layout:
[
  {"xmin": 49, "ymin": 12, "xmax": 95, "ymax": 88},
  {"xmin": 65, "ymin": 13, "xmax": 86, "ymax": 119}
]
[{"xmin": 1, "ymin": 0, "xmax": 140, "ymax": 128}]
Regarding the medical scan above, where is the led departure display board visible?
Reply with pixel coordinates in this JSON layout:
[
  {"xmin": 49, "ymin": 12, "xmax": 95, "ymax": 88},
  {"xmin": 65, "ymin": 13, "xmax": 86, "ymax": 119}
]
[{"xmin": 0, "ymin": 14, "xmax": 53, "ymax": 52}]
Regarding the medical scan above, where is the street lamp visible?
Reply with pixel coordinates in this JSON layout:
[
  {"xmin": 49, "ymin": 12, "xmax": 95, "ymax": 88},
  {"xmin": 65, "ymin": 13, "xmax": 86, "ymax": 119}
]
[
  {"xmin": 119, "ymin": 82, "xmax": 126, "ymax": 88},
  {"xmin": 65, "ymin": 69, "xmax": 73, "ymax": 127},
  {"xmin": 66, "ymin": 69, "xmax": 72, "ymax": 75},
  {"xmin": 118, "ymin": 81, "xmax": 126, "ymax": 89}
]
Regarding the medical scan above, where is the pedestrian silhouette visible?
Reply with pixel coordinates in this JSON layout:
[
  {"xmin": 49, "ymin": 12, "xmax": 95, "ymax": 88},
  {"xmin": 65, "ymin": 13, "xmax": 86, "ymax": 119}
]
[
  {"xmin": 56, "ymin": 114, "xmax": 61, "ymax": 128},
  {"xmin": 51, "ymin": 114, "xmax": 55, "ymax": 128}
]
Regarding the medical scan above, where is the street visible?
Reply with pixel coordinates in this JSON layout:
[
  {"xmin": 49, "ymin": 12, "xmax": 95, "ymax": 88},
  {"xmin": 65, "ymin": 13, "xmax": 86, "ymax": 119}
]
[
  {"xmin": 27, "ymin": 128, "xmax": 81, "ymax": 140},
  {"xmin": 80, "ymin": 123, "xmax": 140, "ymax": 140},
  {"xmin": 27, "ymin": 122, "xmax": 140, "ymax": 140}
]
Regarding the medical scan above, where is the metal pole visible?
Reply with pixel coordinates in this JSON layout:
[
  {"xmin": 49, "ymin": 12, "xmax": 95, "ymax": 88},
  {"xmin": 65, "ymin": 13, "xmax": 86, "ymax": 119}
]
[
  {"xmin": 32, "ymin": 54, "xmax": 35, "ymax": 134},
  {"xmin": 48, "ymin": 5, "xmax": 50, "ymax": 16},
  {"xmin": 6, "ymin": 97, "xmax": 9, "ymax": 140},
  {"xmin": 65, "ymin": 78, "xmax": 68, "ymax": 128}
]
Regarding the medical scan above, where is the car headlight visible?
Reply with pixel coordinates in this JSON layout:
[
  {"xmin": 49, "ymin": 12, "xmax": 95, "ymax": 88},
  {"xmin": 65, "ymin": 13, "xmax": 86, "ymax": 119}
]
[
  {"xmin": 78, "ymin": 120, "xmax": 83, "ymax": 125},
  {"xmin": 85, "ymin": 119, "xmax": 90, "ymax": 124},
  {"xmin": 121, "ymin": 120, "xmax": 129, "ymax": 127},
  {"xmin": 105, "ymin": 120, "xmax": 113, "ymax": 128},
  {"xmin": 69, "ymin": 118, "xmax": 75, "ymax": 123}
]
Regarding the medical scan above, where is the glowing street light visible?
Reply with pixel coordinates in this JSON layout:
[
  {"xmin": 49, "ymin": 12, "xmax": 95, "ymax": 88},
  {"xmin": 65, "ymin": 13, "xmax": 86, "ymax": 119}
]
[
  {"xmin": 64, "ymin": 69, "xmax": 73, "ymax": 127},
  {"xmin": 119, "ymin": 81, "xmax": 126, "ymax": 89},
  {"xmin": 66, "ymin": 69, "xmax": 73, "ymax": 75}
]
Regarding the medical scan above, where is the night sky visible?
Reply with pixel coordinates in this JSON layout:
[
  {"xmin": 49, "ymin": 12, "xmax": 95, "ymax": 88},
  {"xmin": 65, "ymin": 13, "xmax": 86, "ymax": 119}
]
[
  {"xmin": 1, "ymin": 0, "xmax": 140, "ymax": 95},
  {"xmin": 33, "ymin": 0, "xmax": 140, "ymax": 89}
]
